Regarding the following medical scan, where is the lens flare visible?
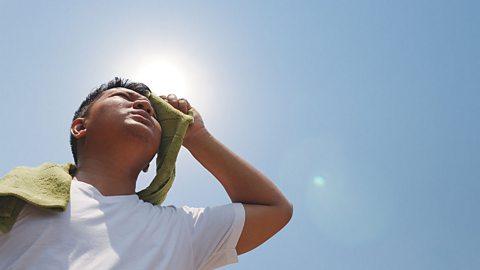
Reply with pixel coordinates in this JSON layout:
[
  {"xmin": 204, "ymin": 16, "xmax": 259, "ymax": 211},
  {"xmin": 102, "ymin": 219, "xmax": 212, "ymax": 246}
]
[
  {"xmin": 313, "ymin": 176, "xmax": 326, "ymax": 187},
  {"xmin": 278, "ymin": 135, "xmax": 393, "ymax": 246}
]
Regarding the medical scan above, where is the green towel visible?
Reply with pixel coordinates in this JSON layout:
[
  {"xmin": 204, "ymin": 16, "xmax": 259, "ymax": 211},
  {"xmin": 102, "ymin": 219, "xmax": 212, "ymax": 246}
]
[{"xmin": 0, "ymin": 93, "xmax": 194, "ymax": 234}]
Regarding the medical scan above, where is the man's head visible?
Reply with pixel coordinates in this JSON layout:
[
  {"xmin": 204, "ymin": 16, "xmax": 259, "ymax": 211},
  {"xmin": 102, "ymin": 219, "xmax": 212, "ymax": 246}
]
[{"xmin": 70, "ymin": 77, "xmax": 161, "ymax": 168}]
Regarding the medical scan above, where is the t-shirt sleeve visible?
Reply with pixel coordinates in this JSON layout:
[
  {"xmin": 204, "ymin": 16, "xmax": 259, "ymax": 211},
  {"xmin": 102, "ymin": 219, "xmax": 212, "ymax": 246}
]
[{"xmin": 181, "ymin": 203, "xmax": 245, "ymax": 270}]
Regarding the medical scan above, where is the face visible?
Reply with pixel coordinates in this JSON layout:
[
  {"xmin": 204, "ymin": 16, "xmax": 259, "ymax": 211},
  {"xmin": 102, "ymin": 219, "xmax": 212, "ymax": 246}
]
[{"xmin": 82, "ymin": 88, "xmax": 162, "ymax": 159}]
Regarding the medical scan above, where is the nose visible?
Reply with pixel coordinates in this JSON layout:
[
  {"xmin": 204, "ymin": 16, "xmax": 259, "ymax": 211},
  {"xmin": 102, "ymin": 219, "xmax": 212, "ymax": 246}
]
[{"xmin": 133, "ymin": 99, "xmax": 154, "ymax": 116}]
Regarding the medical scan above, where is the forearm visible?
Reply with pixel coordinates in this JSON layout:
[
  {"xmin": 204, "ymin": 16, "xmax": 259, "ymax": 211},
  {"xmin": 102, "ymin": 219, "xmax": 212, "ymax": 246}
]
[{"xmin": 183, "ymin": 129, "xmax": 290, "ymax": 208}]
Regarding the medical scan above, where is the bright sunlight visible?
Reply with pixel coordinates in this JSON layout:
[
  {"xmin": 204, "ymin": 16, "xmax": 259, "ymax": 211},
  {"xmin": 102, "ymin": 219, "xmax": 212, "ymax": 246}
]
[{"xmin": 133, "ymin": 59, "xmax": 189, "ymax": 98}]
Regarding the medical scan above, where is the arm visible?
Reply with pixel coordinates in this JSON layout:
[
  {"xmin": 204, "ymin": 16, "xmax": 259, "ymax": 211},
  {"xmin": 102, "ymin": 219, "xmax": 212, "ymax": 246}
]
[
  {"xmin": 162, "ymin": 93, "xmax": 293, "ymax": 255},
  {"xmin": 183, "ymin": 129, "xmax": 293, "ymax": 255}
]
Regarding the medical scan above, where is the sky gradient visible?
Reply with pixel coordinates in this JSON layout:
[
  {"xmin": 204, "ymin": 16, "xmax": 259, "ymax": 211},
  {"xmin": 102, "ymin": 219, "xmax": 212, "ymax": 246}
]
[{"xmin": 1, "ymin": 1, "xmax": 479, "ymax": 269}]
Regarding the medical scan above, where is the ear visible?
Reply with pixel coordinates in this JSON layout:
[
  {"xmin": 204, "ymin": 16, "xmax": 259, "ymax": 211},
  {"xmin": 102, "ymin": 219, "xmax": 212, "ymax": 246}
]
[
  {"xmin": 71, "ymin": 118, "xmax": 87, "ymax": 139},
  {"xmin": 142, "ymin": 163, "xmax": 150, "ymax": 173}
]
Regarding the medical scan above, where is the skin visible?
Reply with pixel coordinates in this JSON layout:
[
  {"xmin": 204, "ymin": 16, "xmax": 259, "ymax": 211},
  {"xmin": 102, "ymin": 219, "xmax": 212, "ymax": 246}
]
[
  {"xmin": 71, "ymin": 88, "xmax": 161, "ymax": 195},
  {"xmin": 71, "ymin": 87, "xmax": 293, "ymax": 255}
]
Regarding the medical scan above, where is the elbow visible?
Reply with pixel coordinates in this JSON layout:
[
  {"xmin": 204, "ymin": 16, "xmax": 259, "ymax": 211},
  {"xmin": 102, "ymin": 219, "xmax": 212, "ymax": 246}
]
[
  {"xmin": 286, "ymin": 201, "xmax": 294, "ymax": 223},
  {"xmin": 280, "ymin": 200, "xmax": 293, "ymax": 227}
]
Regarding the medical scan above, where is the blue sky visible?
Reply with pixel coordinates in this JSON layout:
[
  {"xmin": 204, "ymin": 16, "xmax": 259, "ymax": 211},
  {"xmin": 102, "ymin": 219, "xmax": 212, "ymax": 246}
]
[{"xmin": 1, "ymin": 1, "xmax": 479, "ymax": 269}]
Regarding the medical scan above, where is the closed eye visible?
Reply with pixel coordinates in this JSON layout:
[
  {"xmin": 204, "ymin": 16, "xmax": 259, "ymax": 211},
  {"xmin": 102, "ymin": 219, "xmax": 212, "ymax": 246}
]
[
  {"xmin": 116, "ymin": 93, "xmax": 132, "ymax": 100},
  {"xmin": 113, "ymin": 92, "xmax": 157, "ymax": 119}
]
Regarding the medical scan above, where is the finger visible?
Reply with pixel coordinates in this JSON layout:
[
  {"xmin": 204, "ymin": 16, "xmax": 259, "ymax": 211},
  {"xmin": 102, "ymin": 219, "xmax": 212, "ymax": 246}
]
[
  {"xmin": 179, "ymin": 98, "xmax": 191, "ymax": 107},
  {"xmin": 178, "ymin": 99, "xmax": 189, "ymax": 114},
  {"xmin": 159, "ymin": 95, "xmax": 167, "ymax": 100},
  {"xmin": 167, "ymin": 94, "xmax": 179, "ymax": 108}
]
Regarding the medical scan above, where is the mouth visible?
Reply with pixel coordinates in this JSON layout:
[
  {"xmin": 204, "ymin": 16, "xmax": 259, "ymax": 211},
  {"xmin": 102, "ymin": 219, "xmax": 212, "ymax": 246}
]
[{"xmin": 130, "ymin": 110, "xmax": 153, "ymax": 126}]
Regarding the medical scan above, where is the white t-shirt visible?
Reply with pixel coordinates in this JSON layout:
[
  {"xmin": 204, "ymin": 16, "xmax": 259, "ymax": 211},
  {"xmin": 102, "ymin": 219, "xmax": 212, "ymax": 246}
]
[{"xmin": 0, "ymin": 179, "xmax": 245, "ymax": 270}]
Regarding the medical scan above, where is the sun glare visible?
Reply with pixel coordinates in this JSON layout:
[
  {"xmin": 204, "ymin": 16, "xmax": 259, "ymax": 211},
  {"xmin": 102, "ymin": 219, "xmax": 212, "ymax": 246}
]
[{"xmin": 133, "ymin": 60, "xmax": 189, "ymax": 98}]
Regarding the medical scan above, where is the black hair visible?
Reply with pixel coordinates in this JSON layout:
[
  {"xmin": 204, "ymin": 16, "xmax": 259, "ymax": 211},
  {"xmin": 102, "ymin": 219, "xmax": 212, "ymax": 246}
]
[{"xmin": 70, "ymin": 77, "xmax": 151, "ymax": 165}]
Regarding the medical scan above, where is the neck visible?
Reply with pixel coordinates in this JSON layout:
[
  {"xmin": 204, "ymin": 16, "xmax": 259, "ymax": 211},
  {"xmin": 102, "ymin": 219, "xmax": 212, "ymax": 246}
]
[
  {"xmin": 74, "ymin": 157, "xmax": 141, "ymax": 196},
  {"xmin": 74, "ymin": 134, "xmax": 155, "ymax": 196}
]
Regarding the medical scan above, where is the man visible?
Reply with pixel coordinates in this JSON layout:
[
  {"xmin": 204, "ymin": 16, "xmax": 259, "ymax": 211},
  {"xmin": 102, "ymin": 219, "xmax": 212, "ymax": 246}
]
[{"xmin": 0, "ymin": 77, "xmax": 292, "ymax": 269}]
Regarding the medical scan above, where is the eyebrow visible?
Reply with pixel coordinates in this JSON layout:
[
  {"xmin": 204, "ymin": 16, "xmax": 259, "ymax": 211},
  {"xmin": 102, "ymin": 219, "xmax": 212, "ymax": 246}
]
[
  {"xmin": 110, "ymin": 90, "xmax": 149, "ymax": 102},
  {"xmin": 111, "ymin": 90, "xmax": 158, "ymax": 118}
]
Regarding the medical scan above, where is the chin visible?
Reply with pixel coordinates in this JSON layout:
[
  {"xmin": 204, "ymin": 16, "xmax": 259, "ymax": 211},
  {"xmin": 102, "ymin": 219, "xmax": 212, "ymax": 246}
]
[
  {"xmin": 126, "ymin": 118, "xmax": 159, "ymax": 137},
  {"xmin": 126, "ymin": 131, "xmax": 158, "ymax": 152}
]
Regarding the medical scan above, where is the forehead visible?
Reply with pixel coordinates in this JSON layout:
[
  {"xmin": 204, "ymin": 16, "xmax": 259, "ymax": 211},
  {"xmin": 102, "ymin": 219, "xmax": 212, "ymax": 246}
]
[{"xmin": 102, "ymin": 88, "xmax": 150, "ymax": 102}]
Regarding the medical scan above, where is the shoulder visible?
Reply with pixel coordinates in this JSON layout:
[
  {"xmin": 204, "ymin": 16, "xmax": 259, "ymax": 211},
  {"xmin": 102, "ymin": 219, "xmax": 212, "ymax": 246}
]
[
  {"xmin": 177, "ymin": 203, "xmax": 243, "ymax": 221},
  {"xmin": 150, "ymin": 203, "xmax": 244, "ymax": 228}
]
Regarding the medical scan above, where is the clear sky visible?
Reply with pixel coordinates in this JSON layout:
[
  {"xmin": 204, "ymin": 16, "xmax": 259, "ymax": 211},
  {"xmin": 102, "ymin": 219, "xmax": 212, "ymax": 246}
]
[{"xmin": 1, "ymin": 1, "xmax": 479, "ymax": 269}]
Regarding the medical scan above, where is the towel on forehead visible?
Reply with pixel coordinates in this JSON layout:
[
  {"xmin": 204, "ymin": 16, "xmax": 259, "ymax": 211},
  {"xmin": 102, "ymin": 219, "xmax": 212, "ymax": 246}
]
[{"xmin": 0, "ymin": 93, "xmax": 194, "ymax": 234}]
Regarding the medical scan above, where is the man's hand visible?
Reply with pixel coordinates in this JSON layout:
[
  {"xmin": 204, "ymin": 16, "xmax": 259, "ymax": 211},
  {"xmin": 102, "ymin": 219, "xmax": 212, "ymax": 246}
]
[{"xmin": 159, "ymin": 94, "xmax": 207, "ymax": 147}]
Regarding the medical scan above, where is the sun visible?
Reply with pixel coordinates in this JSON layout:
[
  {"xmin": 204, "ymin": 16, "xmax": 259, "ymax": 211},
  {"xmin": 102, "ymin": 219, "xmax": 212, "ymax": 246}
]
[{"xmin": 133, "ymin": 60, "xmax": 189, "ymax": 98}]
